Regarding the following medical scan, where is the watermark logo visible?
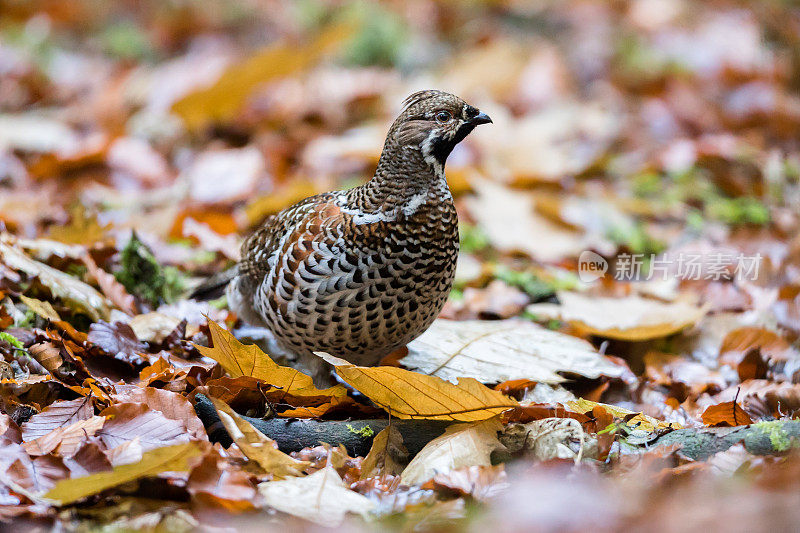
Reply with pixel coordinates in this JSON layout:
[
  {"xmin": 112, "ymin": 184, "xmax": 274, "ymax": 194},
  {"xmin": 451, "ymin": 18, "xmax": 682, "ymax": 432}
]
[
  {"xmin": 578, "ymin": 251, "xmax": 762, "ymax": 282},
  {"xmin": 578, "ymin": 250, "xmax": 609, "ymax": 282}
]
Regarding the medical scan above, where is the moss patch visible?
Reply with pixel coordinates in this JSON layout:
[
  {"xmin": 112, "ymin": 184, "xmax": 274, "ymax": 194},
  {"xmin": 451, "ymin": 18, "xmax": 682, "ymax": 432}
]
[
  {"xmin": 346, "ymin": 424, "xmax": 375, "ymax": 438},
  {"xmin": 752, "ymin": 420, "xmax": 794, "ymax": 452}
]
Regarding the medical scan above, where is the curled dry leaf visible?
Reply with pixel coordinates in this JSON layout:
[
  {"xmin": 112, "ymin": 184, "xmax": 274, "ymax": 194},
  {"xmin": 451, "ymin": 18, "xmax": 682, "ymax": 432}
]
[
  {"xmin": 209, "ymin": 397, "xmax": 307, "ymax": 479},
  {"xmin": 400, "ymin": 418, "xmax": 505, "ymax": 486},
  {"xmin": 360, "ymin": 424, "xmax": 408, "ymax": 480},
  {"xmin": 0, "ymin": 242, "xmax": 111, "ymax": 321},
  {"xmin": 88, "ymin": 321, "xmax": 148, "ymax": 366},
  {"xmin": 316, "ymin": 352, "xmax": 518, "ymax": 421},
  {"xmin": 23, "ymin": 416, "xmax": 106, "ymax": 456},
  {"xmin": 28, "ymin": 342, "xmax": 63, "ymax": 373},
  {"xmin": 402, "ymin": 318, "xmax": 624, "ymax": 384},
  {"xmin": 502, "ymin": 418, "xmax": 585, "ymax": 463},
  {"xmin": 195, "ymin": 319, "xmax": 347, "ymax": 398},
  {"xmin": 45, "ymin": 441, "xmax": 206, "ymax": 505},
  {"xmin": 258, "ymin": 464, "xmax": 375, "ymax": 526},
  {"xmin": 82, "ymin": 254, "xmax": 137, "ymax": 316},
  {"xmin": 566, "ymin": 399, "xmax": 680, "ymax": 432},
  {"xmin": 528, "ymin": 292, "xmax": 708, "ymax": 341}
]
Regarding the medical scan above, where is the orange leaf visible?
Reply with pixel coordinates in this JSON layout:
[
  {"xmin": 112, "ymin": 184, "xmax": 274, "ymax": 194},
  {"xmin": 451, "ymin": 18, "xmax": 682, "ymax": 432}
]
[{"xmin": 701, "ymin": 401, "xmax": 753, "ymax": 427}]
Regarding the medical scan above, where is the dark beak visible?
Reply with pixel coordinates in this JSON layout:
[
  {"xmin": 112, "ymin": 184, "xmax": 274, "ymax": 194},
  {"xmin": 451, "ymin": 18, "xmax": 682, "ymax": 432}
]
[{"xmin": 470, "ymin": 111, "xmax": 492, "ymax": 125}]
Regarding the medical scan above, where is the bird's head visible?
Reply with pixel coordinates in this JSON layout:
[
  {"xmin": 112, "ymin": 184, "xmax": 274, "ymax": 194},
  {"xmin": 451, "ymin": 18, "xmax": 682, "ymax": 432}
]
[{"xmin": 389, "ymin": 90, "xmax": 492, "ymax": 168}]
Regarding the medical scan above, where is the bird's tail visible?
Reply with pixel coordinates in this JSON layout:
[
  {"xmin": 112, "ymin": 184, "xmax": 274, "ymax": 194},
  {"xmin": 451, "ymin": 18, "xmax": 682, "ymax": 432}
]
[{"xmin": 189, "ymin": 266, "xmax": 238, "ymax": 300}]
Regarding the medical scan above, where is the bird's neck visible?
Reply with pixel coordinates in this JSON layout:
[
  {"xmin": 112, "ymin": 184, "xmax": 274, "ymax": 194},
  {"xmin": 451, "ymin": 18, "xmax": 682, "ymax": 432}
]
[{"xmin": 347, "ymin": 145, "xmax": 449, "ymax": 215}]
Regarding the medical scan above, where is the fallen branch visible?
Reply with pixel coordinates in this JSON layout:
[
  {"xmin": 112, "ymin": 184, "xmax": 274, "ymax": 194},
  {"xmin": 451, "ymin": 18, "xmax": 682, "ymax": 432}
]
[
  {"xmin": 653, "ymin": 420, "xmax": 800, "ymax": 460},
  {"xmin": 195, "ymin": 395, "xmax": 800, "ymax": 460},
  {"xmin": 193, "ymin": 394, "xmax": 450, "ymax": 456}
]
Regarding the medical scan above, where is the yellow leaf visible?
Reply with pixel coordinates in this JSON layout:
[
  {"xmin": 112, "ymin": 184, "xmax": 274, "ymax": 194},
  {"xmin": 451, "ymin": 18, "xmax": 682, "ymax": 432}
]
[
  {"xmin": 210, "ymin": 398, "xmax": 307, "ymax": 479},
  {"xmin": 46, "ymin": 204, "xmax": 110, "ymax": 246},
  {"xmin": 172, "ymin": 24, "xmax": 353, "ymax": 132},
  {"xmin": 316, "ymin": 353, "xmax": 518, "ymax": 421},
  {"xmin": 195, "ymin": 319, "xmax": 346, "ymax": 398},
  {"xmin": 566, "ymin": 399, "xmax": 680, "ymax": 432},
  {"xmin": 19, "ymin": 295, "xmax": 61, "ymax": 322},
  {"xmin": 245, "ymin": 180, "xmax": 322, "ymax": 226},
  {"xmin": 44, "ymin": 442, "xmax": 204, "ymax": 505}
]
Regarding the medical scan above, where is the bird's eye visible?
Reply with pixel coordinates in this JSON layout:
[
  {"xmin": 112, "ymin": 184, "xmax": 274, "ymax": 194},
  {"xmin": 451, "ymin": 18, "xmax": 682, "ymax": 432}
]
[{"xmin": 435, "ymin": 111, "xmax": 452, "ymax": 123}]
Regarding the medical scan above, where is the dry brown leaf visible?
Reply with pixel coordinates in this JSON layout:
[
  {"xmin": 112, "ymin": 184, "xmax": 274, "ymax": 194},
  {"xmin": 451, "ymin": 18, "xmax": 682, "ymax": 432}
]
[
  {"xmin": 97, "ymin": 403, "xmax": 191, "ymax": 452},
  {"xmin": 23, "ymin": 416, "xmax": 105, "ymax": 456},
  {"xmin": 209, "ymin": 398, "xmax": 307, "ymax": 479},
  {"xmin": 195, "ymin": 319, "xmax": 346, "ymax": 398},
  {"xmin": 720, "ymin": 327, "xmax": 795, "ymax": 364},
  {"xmin": 258, "ymin": 464, "xmax": 375, "ymax": 526},
  {"xmin": 114, "ymin": 388, "xmax": 207, "ymax": 440},
  {"xmin": 28, "ymin": 342, "xmax": 63, "ymax": 373},
  {"xmin": 21, "ymin": 397, "xmax": 93, "ymax": 442},
  {"xmin": 82, "ymin": 254, "xmax": 137, "ymax": 316},
  {"xmin": 427, "ymin": 464, "xmax": 509, "ymax": 501},
  {"xmin": 172, "ymin": 24, "xmax": 353, "ymax": 132},
  {"xmin": 528, "ymin": 292, "xmax": 707, "ymax": 341},
  {"xmin": 402, "ymin": 318, "xmax": 624, "ymax": 384},
  {"xmin": 400, "ymin": 418, "xmax": 505, "ymax": 485},
  {"xmin": 360, "ymin": 425, "xmax": 407, "ymax": 480},
  {"xmin": 45, "ymin": 441, "xmax": 206, "ymax": 505},
  {"xmin": 317, "ymin": 353, "xmax": 518, "ymax": 421},
  {"xmin": 187, "ymin": 452, "xmax": 257, "ymax": 511}
]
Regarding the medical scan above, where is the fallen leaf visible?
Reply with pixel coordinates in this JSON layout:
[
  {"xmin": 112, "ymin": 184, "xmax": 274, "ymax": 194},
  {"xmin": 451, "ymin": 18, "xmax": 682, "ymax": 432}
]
[
  {"xmin": 129, "ymin": 312, "xmax": 182, "ymax": 343},
  {"xmin": 738, "ymin": 348, "xmax": 768, "ymax": 381},
  {"xmin": 400, "ymin": 418, "xmax": 505, "ymax": 485},
  {"xmin": 316, "ymin": 353, "xmax": 518, "ymax": 421},
  {"xmin": 720, "ymin": 327, "xmax": 795, "ymax": 365},
  {"xmin": 82, "ymin": 254, "xmax": 137, "ymax": 316},
  {"xmin": 210, "ymin": 398, "xmax": 307, "ymax": 479},
  {"xmin": 258, "ymin": 464, "xmax": 375, "ymax": 526},
  {"xmin": 45, "ymin": 442, "xmax": 205, "ymax": 505},
  {"xmin": 19, "ymin": 295, "xmax": 61, "ymax": 322},
  {"xmin": 28, "ymin": 342, "xmax": 63, "ymax": 373},
  {"xmin": 360, "ymin": 425, "xmax": 407, "ymax": 480},
  {"xmin": 23, "ymin": 416, "xmax": 106, "ymax": 456},
  {"xmin": 21, "ymin": 398, "xmax": 93, "ymax": 442},
  {"xmin": 195, "ymin": 319, "xmax": 346, "ymax": 398},
  {"xmin": 46, "ymin": 204, "xmax": 110, "ymax": 246},
  {"xmin": 88, "ymin": 321, "xmax": 148, "ymax": 366},
  {"xmin": 172, "ymin": 24, "xmax": 352, "ymax": 132},
  {"xmin": 0, "ymin": 242, "xmax": 111, "ymax": 321},
  {"xmin": 528, "ymin": 292, "xmax": 707, "ymax": 341},
  {"xmin": 503, "ymin": 418, "xmax": 585, "ymax": 463},
  {"xmin": 427, "ymin": 464, "xmax": 509, "ymax": 501},
  {"xmin": 566, "ymin": 399, "xmax": 680, "ymax": 432},
  {"xmin": 701, "ymin": 401, "xmax": 754, "ymax": 427},
  {"xmin": 7, "ymin": 455, "xmax": 70, "ymax": 495},
  {"xmin": 402, "ymin": 318, "xmax": 624, "ymax": 384},
  {"xmin": 187, "ymin": 451, "xmax": 257, "ymax": 511},
  {"xmin": 113, "ymin": 388, "xmax": 207, "ymax": 440},
  {"xmin": 97, "ymin": 403, "xmax": 191, "ymax": 452}
]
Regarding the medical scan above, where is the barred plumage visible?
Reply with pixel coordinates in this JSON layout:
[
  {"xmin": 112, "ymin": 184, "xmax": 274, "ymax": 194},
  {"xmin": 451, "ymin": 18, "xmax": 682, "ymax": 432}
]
[{"xmin": 227, "ymin": 90, "xmax": 492, "ymax": 381}]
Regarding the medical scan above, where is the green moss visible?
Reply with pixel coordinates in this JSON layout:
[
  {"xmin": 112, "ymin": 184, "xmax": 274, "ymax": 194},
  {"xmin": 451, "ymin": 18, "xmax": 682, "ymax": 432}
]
[
  {"xmin": 346, "ymin": 424, "xmax": 374, "ymax": 438},
  {"xmin": 0, "ymin": 332, "xmax": 23, "ymax": 351},
  {"xmin": 459, "ymin": 223, "xmax": 490, "ymax": 254},
  {"xmin": 494, "ymin": 266, "xmax": 578, "ymax": 301},
  {"xmin": 752, "ymin": 420, "xmax": 794, "ymax": 452},
  {"xmin": 115, "ymin": 233, "xmax": 184, "ymax": 309},
  {"xmin": 342, "ymin": 1, "xmax": 407, "ymax": 67},
  {"xmin": 706, "ymin": 196, "xmax": 770, "ymax": 226}
]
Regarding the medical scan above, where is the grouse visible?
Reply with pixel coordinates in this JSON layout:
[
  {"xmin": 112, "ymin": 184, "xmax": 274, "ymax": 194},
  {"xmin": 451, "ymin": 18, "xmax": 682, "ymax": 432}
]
[{"xmin": 196, "ymin": 90, "xmax": 492, "ymax": 381}]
